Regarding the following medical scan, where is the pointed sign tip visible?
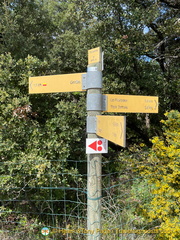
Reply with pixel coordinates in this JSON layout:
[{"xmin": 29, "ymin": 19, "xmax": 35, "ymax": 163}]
[{"xmin": 88, "ymin": 141, "xmax": 97, "ymax": 151}]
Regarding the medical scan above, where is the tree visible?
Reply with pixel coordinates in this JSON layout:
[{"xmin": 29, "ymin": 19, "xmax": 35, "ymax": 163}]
[
  {"xmin": 131, "ymin": 0, "xmax": 180, "ymax": 111},
  {"xmin": 0, "ymin": 0, "xmax": 179, "ymax": 159},
  {"xmin": 85, "ymin": 0, "xmax": 180, "ymax": 144},
  {"xmin": 0, "ymin": 0, "xmax": 179, "ymax": 234},
  {"xmin": 0, "ymin": 0, "xmax": 55, "ymax": 59},
  {"xmin": 0, "ymin": 53, "xmax": 86, "ymax": 225}
]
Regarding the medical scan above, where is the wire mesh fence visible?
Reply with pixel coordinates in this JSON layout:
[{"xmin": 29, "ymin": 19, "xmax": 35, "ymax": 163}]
[{"xmin": 0, "ymin": 158, "xmax": 157, "ymax": 240}]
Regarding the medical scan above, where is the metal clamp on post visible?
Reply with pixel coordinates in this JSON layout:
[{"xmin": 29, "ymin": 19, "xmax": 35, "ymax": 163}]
[
  {"xmin": 102, "ymin": 95, "xmax": 107, "ymax": 111},
  {"xmin": 87, "ymin": 93, "xmax": 103, "ymax": 111},
  {"xmin": 82, "ymin": 73, "xmax": 87, "ymax": 90},
  {"xmin": 83, "ymin": 69, "xmax": 102, "ymax": 90}
]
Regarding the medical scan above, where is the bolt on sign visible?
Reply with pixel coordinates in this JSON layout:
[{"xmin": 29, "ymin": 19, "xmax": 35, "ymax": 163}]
[{"xmin": 29, "ymin": 73, "xmax": 86, "ymax": 94}]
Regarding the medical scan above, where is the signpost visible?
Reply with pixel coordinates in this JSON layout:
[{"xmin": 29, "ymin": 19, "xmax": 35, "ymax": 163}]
[
  {"xmin": 29, "ymin": 72, "xmax": 86, "ymax": 94},
  {"xmin": 28, "ymin": 46, "xmax": 159, "ymax": 240},
  {"xmin": 104, "ymin": 94, "xmax": 158, "ymax": 113},
  {"xmin": 86, "ymin": 47, "xmax": 103, "ymax": 240}
]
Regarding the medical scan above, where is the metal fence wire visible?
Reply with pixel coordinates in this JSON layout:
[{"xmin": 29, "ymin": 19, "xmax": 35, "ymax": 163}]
[{"xmin": 0, "ymin": 159, "xmax": 156, "ymax": 240}]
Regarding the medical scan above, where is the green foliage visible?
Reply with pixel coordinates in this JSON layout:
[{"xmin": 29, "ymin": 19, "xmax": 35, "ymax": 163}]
[
  {"xmin": 0, "ymin": 53, "xmax": 86, "ymax": 162},
  {"xmin": 139, "ymin": 111, "xmax": 180, "ymax": 239},
  {"xmin": 0, "ymin": 0, "xmax": 179, "ymax": 237},
  {"xmin": 0, "ymin": 0, "xmax": 55, "ymax": 59},
  {"xmin": 0, "ymin": 53, "xmax": 86, "ymax": 226},
  {"xmin": 1, "ymin": 0, "xmax": 179, "ymax": 147}
]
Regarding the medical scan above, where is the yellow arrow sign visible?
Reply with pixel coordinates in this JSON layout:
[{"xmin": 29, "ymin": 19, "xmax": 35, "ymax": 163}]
[
  {"xmin": 88, "ymin": 47, "xmax": 102, "ymax": 65},
  {"xmin": 104, "ymin": 94, "xmax": 159, "ymax": 113},
  {"xmin": 96, "ymin": 115, "xmax": 126, "ymax": 147},
  {"xmin": 29, "ymin": 73, "xmax": 86, "ymax": 94}
]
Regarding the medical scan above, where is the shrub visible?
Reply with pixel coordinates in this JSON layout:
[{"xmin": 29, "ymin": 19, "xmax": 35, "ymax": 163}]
[{"xmin": 140, "ymin": 111, "xmax": 180, "ymax": 239}]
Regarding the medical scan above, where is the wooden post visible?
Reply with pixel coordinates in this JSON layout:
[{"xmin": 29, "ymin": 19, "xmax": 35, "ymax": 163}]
[
  {"xmin": 86, "ymin": 48, "xmax": 103, "ymax": 239},
  {"xmin": 87, "ymin": 89, "xmax": 102, "ymax": 240}
]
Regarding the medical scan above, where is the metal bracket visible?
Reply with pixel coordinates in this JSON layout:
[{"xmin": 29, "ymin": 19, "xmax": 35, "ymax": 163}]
[
  {"xmin": 86, "ymin": 116, "xmax": 97, "ymax": 133},
  {"xmin": 102, "ymin": 95, "xmax": 107, "ymax": 111},
  {"xmin": 87, "ymin": 66, "xmax": 98, "ymax": 71},
  {"xmin": 87, "ymin": 71, "xmax": 102, "ymax": 89},
  {"xmin": 87, "ymin": 60, "xmax": 103, "ymax": 72},
  {"xmin": 101, "ymin": 51, "xmax": 104, "ymax": 71},
  {"xmin": 82, "ymin": 73, "xmax": 87, "ymax": 90},
  {"xmin": 83, "ymin": 70, "xmax": 102, "ymax": 90},
  {"xmin": 87, "ymin": 93, "xmax": 103, "ymax": 111}
]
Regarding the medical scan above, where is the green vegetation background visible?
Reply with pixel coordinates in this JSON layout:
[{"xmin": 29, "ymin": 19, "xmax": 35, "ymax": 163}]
[{"xmin": 0, "ymin": 0, "xmax": 179, "ymax": 239}]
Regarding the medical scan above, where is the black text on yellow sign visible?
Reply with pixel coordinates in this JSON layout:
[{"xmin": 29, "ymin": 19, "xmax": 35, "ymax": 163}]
[
  {"xmin": 104, "ymin": 94, "xmax": 159, "ymax": 113},
  {"xmin": 29, "ymin": 73, "xmax": 86, "ymax": 94},
  {"xmin": 96, "ymin": 115, "xmax": 126, "ymax": 147}
]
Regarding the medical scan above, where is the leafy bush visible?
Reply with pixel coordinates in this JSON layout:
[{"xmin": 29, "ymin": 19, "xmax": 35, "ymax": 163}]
[{"xmin": 139, "ymin": 111, "xmax": 180, "ymax": 239}]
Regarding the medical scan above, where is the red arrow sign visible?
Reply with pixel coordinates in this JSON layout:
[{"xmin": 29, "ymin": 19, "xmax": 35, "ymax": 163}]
[
  {"xmin": 86, "ymin": 139, "xmax": 107, "ymax": 154},
  {"xmin": 88, "ymin": 140, "xmax": 103, "ymax": 151},
  {"xmin": 88, "ymin": 141, "xmax": 97, "ymax": 151}
]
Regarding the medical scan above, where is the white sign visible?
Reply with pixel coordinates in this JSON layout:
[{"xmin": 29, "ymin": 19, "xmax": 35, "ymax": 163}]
[{"xmin": 86, "ymin": 138, "xmax": 108, "ymax": 154}]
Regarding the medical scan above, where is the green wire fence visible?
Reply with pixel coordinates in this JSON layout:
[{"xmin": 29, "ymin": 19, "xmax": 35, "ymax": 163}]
[{"xmin": 0, "ymin": 158, "xmax": 157, "ymax": 240}]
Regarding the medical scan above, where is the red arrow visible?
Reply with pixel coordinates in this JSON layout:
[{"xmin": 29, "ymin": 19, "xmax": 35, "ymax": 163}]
[{"xmin": 88, "ymin": 141, "xmax": 97, "ymax": 151}]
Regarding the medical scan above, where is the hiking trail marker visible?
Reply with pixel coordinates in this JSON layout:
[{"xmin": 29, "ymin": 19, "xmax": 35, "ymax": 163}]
[
  {"xmin": 86, "ymin": 138, "xmax": 108, "ymax": 154},
  {"xmin": 104, "ymin": 94, "xmax": 158, "ymax": 113},
  {"xmin": 29, "ymin": 72, "xmax": 86, "ymax": 94},
  {"xmin": 29, "ymin": 46, "xmax": 159, "ymax": 240},
  {"xmin": 88, "ymin": 47, "xmax": 102, "ymax": 65},
  {"xmin": 96, "ymin": 115, "xmax": 126, "ymax": 147}
]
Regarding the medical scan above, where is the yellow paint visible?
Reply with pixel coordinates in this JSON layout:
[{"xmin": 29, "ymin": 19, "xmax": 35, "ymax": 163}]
[
  {"xmin": 88, "ymin": 47, "xmax": 102, "ymax": 65},
  {"xmin": 96, "ymin": 115, "xmax": 126, "ymax": 147},
  {"xmin": 104, "ymin": 94, "xmax": 159, "ymax": 113},
  {"xmin": 29, "ymin": 73, "xmax": 86, "ymax": 94}
]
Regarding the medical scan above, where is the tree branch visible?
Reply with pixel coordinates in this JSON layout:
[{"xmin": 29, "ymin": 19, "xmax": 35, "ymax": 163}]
[
  {"xmin": 159, "ymin": 0, "xmax": 180, "ymax": 9},
  {"xmin": 149, "ymin": 23, "xmax": 164, "ymax": 40}
]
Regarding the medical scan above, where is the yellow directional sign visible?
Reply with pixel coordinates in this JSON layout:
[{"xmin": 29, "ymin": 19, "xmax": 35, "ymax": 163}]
[
  {"xmin": 104, "ymin": 94, "xmax": 159, "ymax": 113},
  {"xmin": 29, "ymin": 73, "xmax": 86, "ymax": 94},
  {"xmin": 96, "ymin": 115, "xmax": 126, "ymax": 147},
  {"xmin": 88, "ymin": 47, "xmax": 102, "ymax": 65}
]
